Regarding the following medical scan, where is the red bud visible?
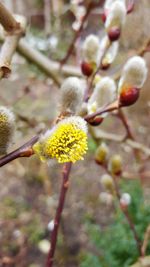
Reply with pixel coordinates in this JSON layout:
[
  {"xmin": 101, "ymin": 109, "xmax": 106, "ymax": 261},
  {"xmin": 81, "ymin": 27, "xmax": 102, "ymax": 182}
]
[
  {"xmin": 120, "ymin": 87, "xmax": 140, "ymax": 106},
  {"xmin": 101, "ymin": 12, "xmax": 107, "ymax": 23},
  {"xmin": 108, "ymin": 27, "xmax": 121, "ymax": 41},
  {"xmin": 127, "ymin": 1, "xmax": 134, "ymax": 14},
  {"xmin": 101, "ymin": 62, "xmax": 110, "ymax": 70},
  {"xmin": 81, "ymin": 61, "xmax": 93, "ymax": 77},
  {"xmin": 88, "ymin": 117, "xmax": 104, "ymax": 126}
]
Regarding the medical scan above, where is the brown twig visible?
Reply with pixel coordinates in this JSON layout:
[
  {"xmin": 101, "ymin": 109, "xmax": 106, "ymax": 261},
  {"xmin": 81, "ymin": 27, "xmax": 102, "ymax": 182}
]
[
  {"xmin": 118, "ymin": 109, "xmax": 134, "ymax": 140},
  {"xmin": 46, "ymin": 162, "xmax": 72, "ymax": 267},
  {"xmin": 60, "ymin": 0, "xmax": 104, "ymax": 66},
  {"xmin": 84, "ymin": 100, "xmax": 119, "ymax": 121},
  {"xmin": 0, "ymin": 135, "xmax": 39, "ymax": 167}
]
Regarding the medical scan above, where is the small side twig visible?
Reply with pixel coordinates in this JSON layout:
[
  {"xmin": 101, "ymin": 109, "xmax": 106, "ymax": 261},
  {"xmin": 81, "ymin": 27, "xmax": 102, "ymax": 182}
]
[
  {"xmin": 46, "ymin": 162, "xmax": 72, "ymax": 267},
  {"xmin": 60, "ymin": 2, "xmax": 93, "ymax": 66},
  {"xmin": 0, "ymin": 135, "xmax": 39, "ymax": 167},
  {"xmin": 118, "ymin": 109, "xmax": 134, "ymax": 140},
  {"xmin": 84, "ymin": 100, "xmax": 119, "ymax": 121}
]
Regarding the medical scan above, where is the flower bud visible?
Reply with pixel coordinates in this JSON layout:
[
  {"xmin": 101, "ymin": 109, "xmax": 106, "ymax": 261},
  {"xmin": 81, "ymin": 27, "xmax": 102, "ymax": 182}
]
[
  {"xmin": 88, "ymin": 117, "xmax": 104, "ymax": 126},
  {"xmin": 95, "ymin": 142, "xmax": 109, "ymax": 164},
  {"xmin": 105, "ymin": 1, "xmax": 126, "ymax": 40},
  {"xmin": 59, "ymin": 77, "xmax": 85, "ymax": 114},
  {"xmin": 47, "ymin": 220, "xmax": 54, "ymax": 231},
  {"xmin": 101, "ymin": 40, "xmax": 119, "ymax": 68},
  {"xmin": 118, "ymin": 56, "xmax": 148, "ymax": 106},
  {"xmin": 101, "ymin": 174, "xmax": 114, "ymax": 191},
  {"xmin": 120, "ymin": 192, "xmax": 131, "ymax": 209},
  {"xmin": 101, "ymin": 11, "xmax": 107, "ymax": 23},
  {"xmin": 99, "ymin": 192, "xmax": 113, "ymax": 205},
  {"xmin": 108, "ymin": 26, "xmax": 121, "ymax": 41},
  {"xmin": 104, "ymin": 0, "xmax": 126, "ymax": 10},
  {"xmin": 81, "ymin": 61, "xmax": 94, "ymax": 77},
  {"xmin": 88, "ymin": 77, "xmax": 116, "ymax": 116},
  {"xmin": 82, "ymin": 34, "xmax": 100, "ymax": 65},
  {"xmin": 109, "ymin": 154, "xmax": 122, "ymax": 175},
  {"xmin": 0, "ymin": 106, "xmax": 15, "ymax": 154},
  {"xmin": 119, "ymin": 86, "xmax": 140, "ymax": 106}
]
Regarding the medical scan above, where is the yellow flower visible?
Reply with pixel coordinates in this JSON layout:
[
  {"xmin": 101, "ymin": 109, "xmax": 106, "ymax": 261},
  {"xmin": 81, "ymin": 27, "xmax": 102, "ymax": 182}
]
[{"xmin": 33, "ymin": 116, "xmax": 88, "ymax": 163}]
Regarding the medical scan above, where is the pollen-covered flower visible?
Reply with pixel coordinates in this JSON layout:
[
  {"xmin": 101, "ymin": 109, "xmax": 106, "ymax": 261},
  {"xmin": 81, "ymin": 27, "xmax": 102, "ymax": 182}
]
[
  {"xmin": 118, "ymin": 56, "xmax": 148, "ymax": 106},
  {"xmin": 0, "ymin": 106, "xmax": 15, "ymax": 154},
  {"xmin": 33, "ymin": 116, "xmax": 88, "ymax": 163},
  {"xmin": 82, "ymin": 34, "xmax": 100, "ymax": 65},
  {"xmin": 88, "ymin": 77, "xmax": 116, "ymax": 116},
  {"xmin": 59, "ymin": 77, "xmax": 85, "ymax": 114}
]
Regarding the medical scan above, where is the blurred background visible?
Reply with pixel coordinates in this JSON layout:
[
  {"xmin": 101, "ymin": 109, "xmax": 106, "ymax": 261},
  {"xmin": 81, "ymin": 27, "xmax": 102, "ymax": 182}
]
[{"xmin": 0, "ymin": 0, "xmax": 150, "ymax": 266}]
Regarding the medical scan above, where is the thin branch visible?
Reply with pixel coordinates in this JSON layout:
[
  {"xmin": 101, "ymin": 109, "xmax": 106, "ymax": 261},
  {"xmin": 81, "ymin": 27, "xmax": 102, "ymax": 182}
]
[
  {"xmin": 60, "ymin": 0, "xmax": 104, "ymax": 66},
  {"xmin": 60, "ymin": 2, "xmax": 94, "ymax": 66},
  {"xmin": 0, "ymin": 136, "xmax": 39, "ymax": 167},
  {"xmin": 118, "ymin": 109, "xmax": 134, "ymax": 140},
  {"xmin": 84, "ymin": 100, "xmax": 119, "ymax": 121},
  {"xmin": 46, "ymin": 162, "xmax": 72, "ymax": 267}
]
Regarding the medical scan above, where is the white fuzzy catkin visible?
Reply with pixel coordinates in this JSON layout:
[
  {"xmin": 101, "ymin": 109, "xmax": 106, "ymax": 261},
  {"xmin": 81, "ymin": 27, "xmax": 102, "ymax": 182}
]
[
  {"xmin": 120, "ymin": 193, "xmax": 131, "ymax": 206},
  {"xmin": 105, "ymin": 1, "xmax": 126, "ymax": 29},
  {"xmin": 102, "ymin": 40, "xmax": 119, "ymax": 65},
  {"xmin": 104, "ymin": 0, "xmax": 126, "ymax": 10},
  {"xmin": 88, "ymin": 77, "xmax": 116, "ymax": 114},
  {"xmin": 0, "ymin": 106, "xmax": 15, "ymax": 154},
  {"xmin": 59, "ymin": 77, "xmax": 85, "ymax": 114},
  {"xmin": 118, "ymin": 56, "xmax": 148, "ymax": 93},
  {"xmin": 82, "ymin": 34, "xmax": 100, "ymax": 64}
]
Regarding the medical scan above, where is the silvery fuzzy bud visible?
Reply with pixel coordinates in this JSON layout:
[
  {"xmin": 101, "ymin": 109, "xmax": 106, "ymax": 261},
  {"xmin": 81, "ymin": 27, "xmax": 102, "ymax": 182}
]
[
  {"xmin": 99, "ymin": 192, "xmax": 113, "ymax": 205},
  {"xmin": 118, "ymin": 56, "xmax": 148, "ymax": 106},
  {"xmin": 88, "ymin": 77, "xmax": 116, "ymax": 116},
  {"xmin": 100, "ymin": 174, "xmax": 114, "ymax": 191},
  {"xmin": 101, "ymin": 40, "xmax": 119, "ymax": 68},
  {"xmin": 38, "ymin": 239, "xmax": 50, "ymax": 254},
  {"xmin": 47, "ymin": 220, "xmax": 54, "ymax": 231},
  {"xmin": 105, "ymin": 1, "xmax": 126, "ymax": 41},
  {"xmin": 59, "ymin": 77, "xmax": 85, "ymax": 114},
  {"xmin": 120, "ymin": 192, "xmax": 131, "ymax": 209},
  {"xmin": 104, "ymin": 0, "xmax": 126, "ymax": 11},
  {"xmin": 0, "ymin": 106, "xmax": 15, "ymax": 154},
  {"xmin": 109, "ymin": 154, "xmax": 122, "ymax": 175},
  {"xmin": 95, "ymin": 143, "xmax": 109, "ymax": 164},
  {"xmin": 118, "ymin": 56, "xmax": 148, "ymax": 92},
  {"xmin": 82, "ymin": 34, "xmax": 100, "ymax": 65}
]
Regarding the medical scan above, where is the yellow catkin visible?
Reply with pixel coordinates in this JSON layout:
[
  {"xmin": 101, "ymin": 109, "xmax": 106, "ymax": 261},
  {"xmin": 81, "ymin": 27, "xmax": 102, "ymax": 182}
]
[{"xmin": 33, "ymin": 122, "xmax": 88, "ymax": 163}]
